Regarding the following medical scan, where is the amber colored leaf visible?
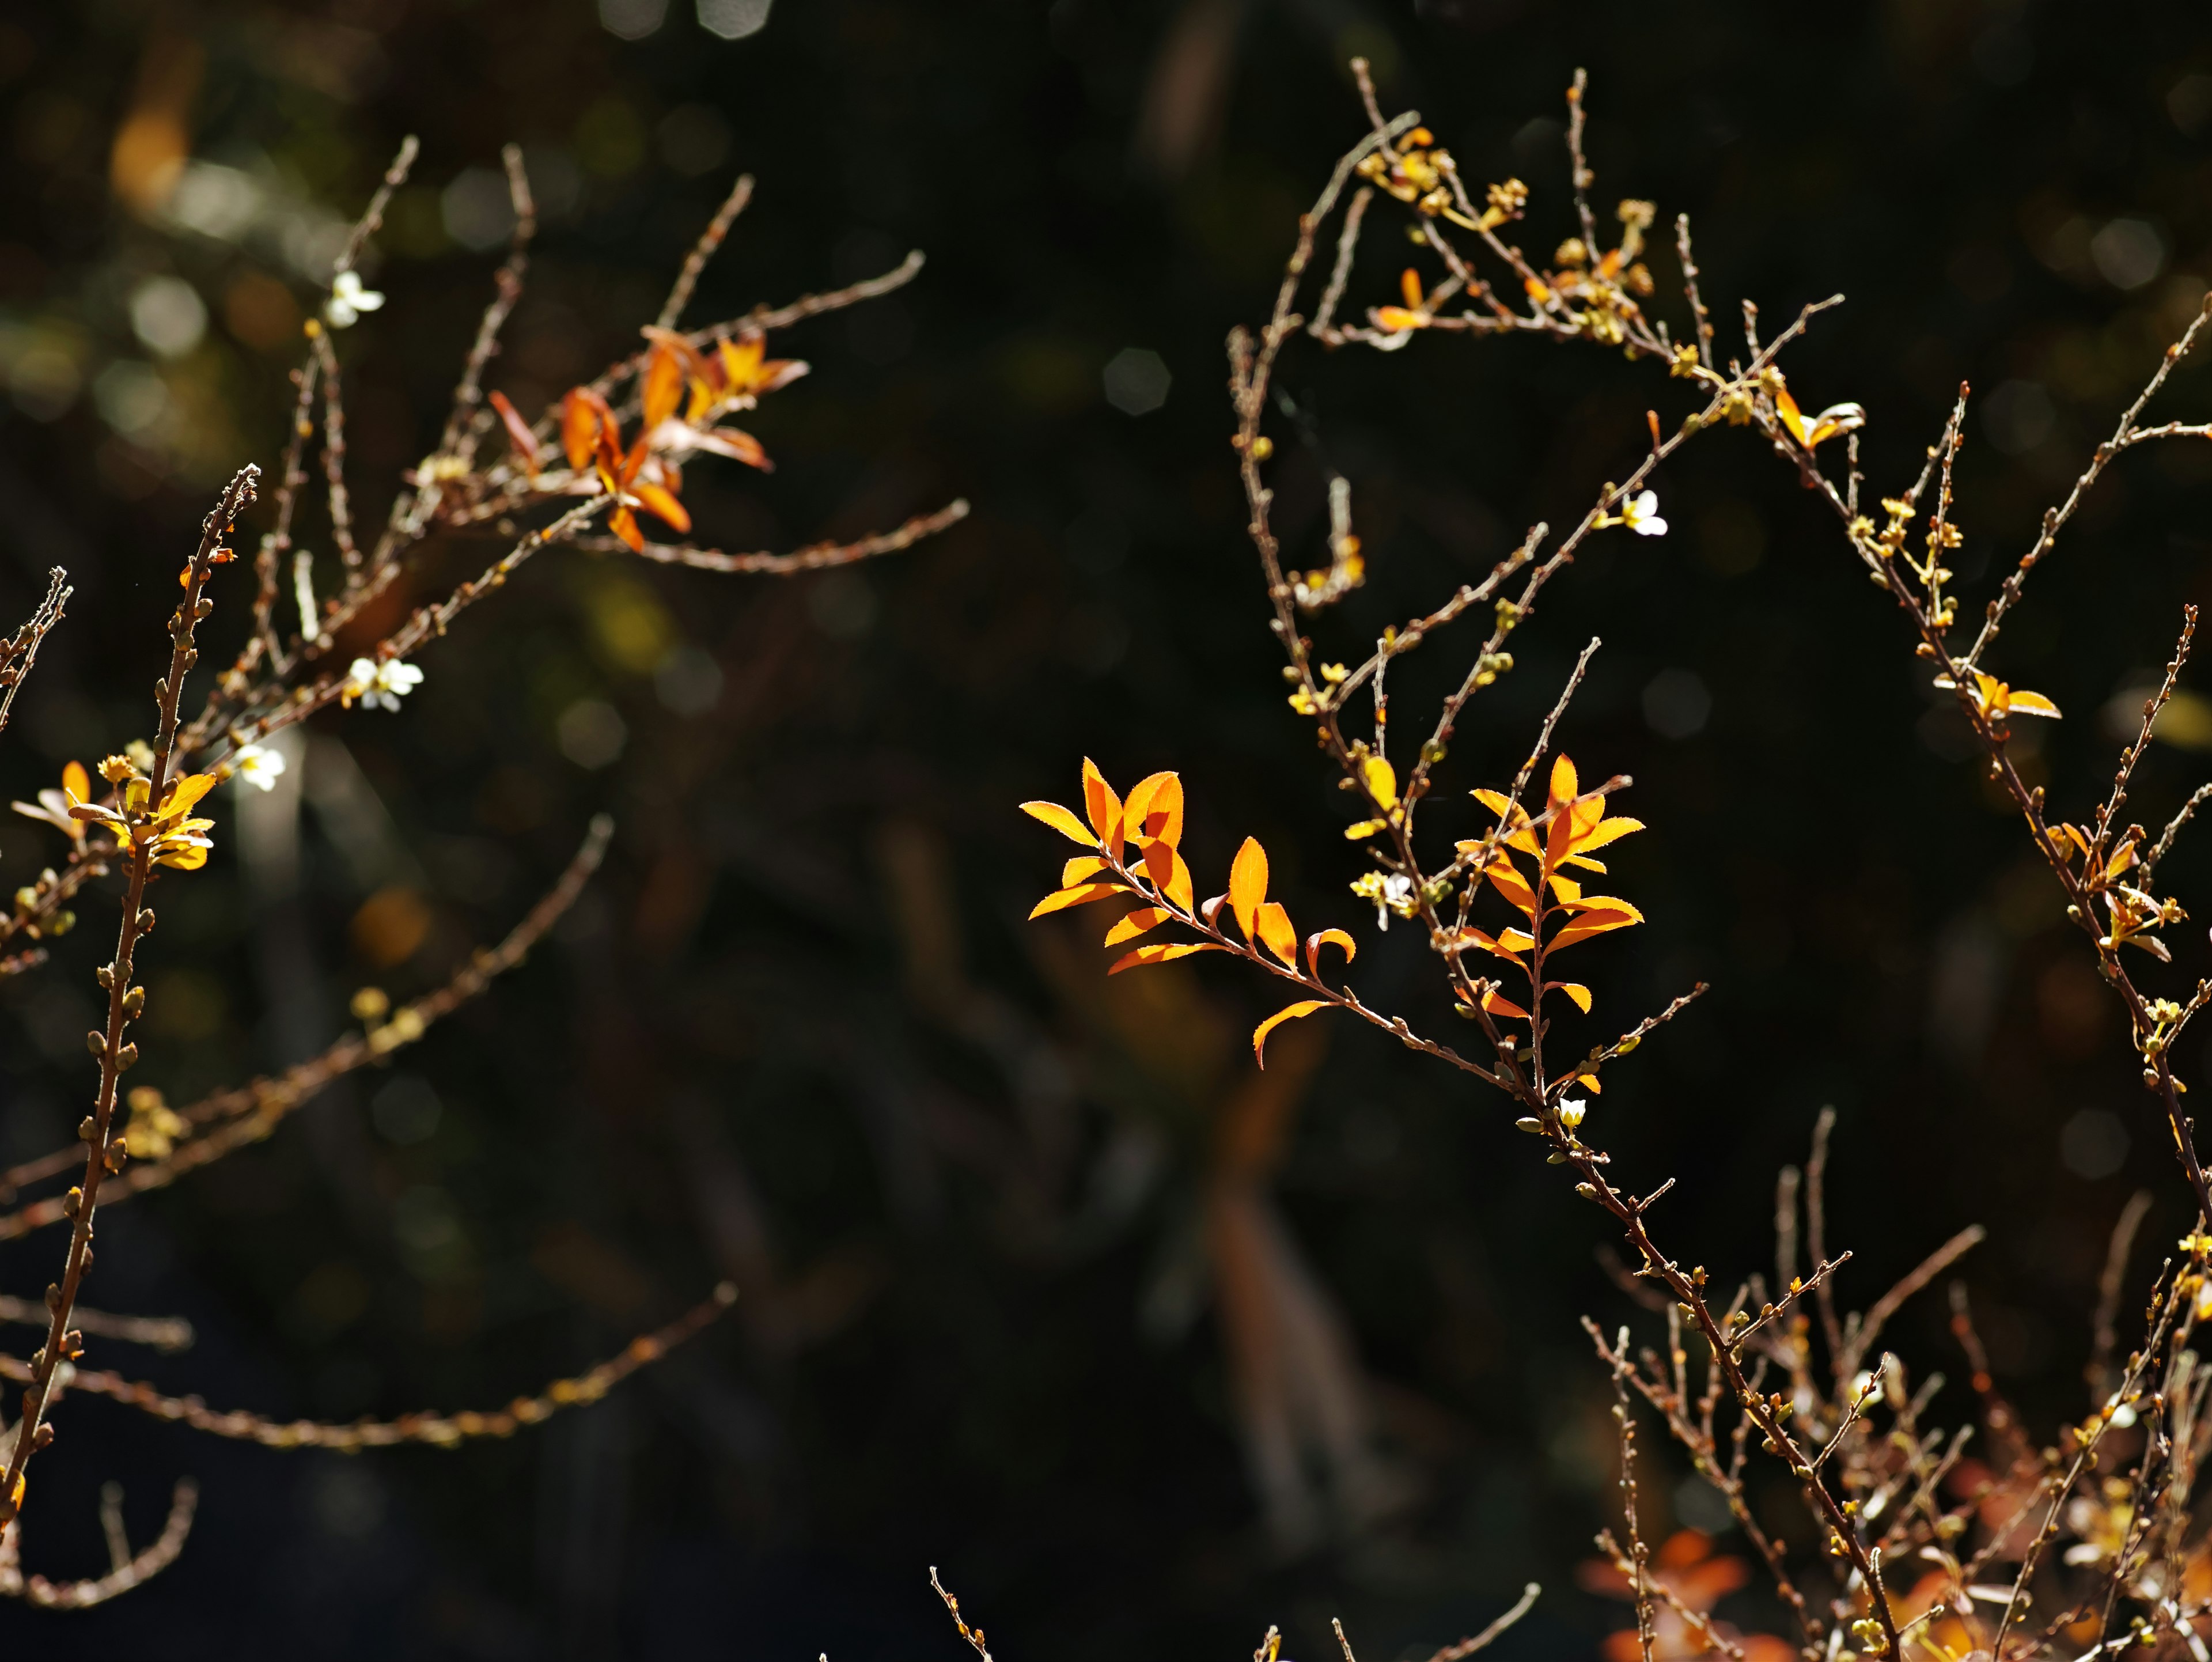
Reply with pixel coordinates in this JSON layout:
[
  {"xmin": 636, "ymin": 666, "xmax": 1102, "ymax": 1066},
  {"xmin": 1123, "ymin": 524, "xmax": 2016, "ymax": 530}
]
[
  {"xmin": 609, "ymin": 506, "xmax": 646, "ymax": 554},
  {"xmin": 61, "ymin": 761, "xmax": 89, "ymax": 804},
  {"xmin": 1480, "ymin": 987, "xmax": 1531, "ymax": 1021},
  {"xmin": 2007, "ymin": 688, "xmax": 2062, "ymax": 719},
  {"xmin": 719, "ymin": 335, "xmax": 765, "ymax": 391},
  {"xmin": 1548, "ymin": 755, "xmax": 1579, "ymax": 809},
  {"xmin": 1160, "ymin": 850, "xmax": 1196, "ymax": 913},
  {"xmin": 1461, "ymin": 927, "xmax": 1524, "ymax": 966},
  {"xmin": 1550, "ymin": 908, "xmax": 1641, "ymax": 951},
  {"xmin": 1497, "ymin": 927, "xmax": 1536, "ymax": 952},
  {"xmin": 1107, "ymin": 941, "xmax": 1221, "ymax": 975},
  {"xmin": 1571, "ymin": 1071, "xmax": 1603, "ymax": 1096},
  {"xmin": 1774, "ymin": 384, "xmax": 1808, "ymax": 446},
  {"xmin": 1546, "ymin": 871, "xmax": 1581, "ymax": 906},
  {"xmin": 1080, "ymin": 759, "xmax": 1122, "ymax": 845},
  {"xmin": 1361, "ymin": 756, "xmax": 1398, "ymax": 812},
  {"xmin": 1471, "ymin": 788, "xmax": 1518, "ymax": 820},
  {"xmin": 1575, "ymin": 816, "xmax": 1644, "ymax": 854},
  {"xmin": 627, "ymin": 480, "xmax": 690, "ymax": 535},
  {"xmin": 1252, "ymin": 1000, "xmax": 1329, "ymax": 1068},
  {"xmin": 487, "ymin": 391, "xmax": 540, "ymax": 475},
  {"xmin": 160, "ymin": 774, "xmax": 217, "ymax": 817},
  {"xmin": 1254, "ymin": 901, "xmax": 1297, "ymax": 966},
  {"xmin": 1374, "ymin": 306, "xmax": 1423, "ymax": 331},
  {"xmin": 1559, "ymin": 853, "xmax": 1608, "ymax": 874},
  {"xmin": 562, "ymin": 388, "xmax": 611, "ymax": 471},
  {"xmin": 1228, "ymin": 836, "xmax": 1269, "ymax": 940},
  {"xmin": 1022, "ymin": 800, "xmax": 1099, "ymax": 847},
  {"xmin": 691, "ymin": 426, "xmax": 772, "ymax": 471},
  {"xmin": 1104, "ymin": 906, "xmax": 1172, "ymax": 947},
  {"xmin": 1123, "ymin": 771, "xmax": 1184, "ymax": 849},
  {"xmin": 1304, "ymin": 927, "xmax": 1357, "ymax": 980},
  {"xmin": 1028, "ymin": 881, "xmax": 1128, "ymax": 919},
  {"xmin": 1061, "ymin": 855, "xmax": 1108, "ymax": 886},
  {"xmin": 642, "ymin": 342, "xmax": 685, "ymax": 432},
  {"xmin": 1550, "ymin": 982, "xmax": 1593, "ymax": 1013},
  {"xmin": 1399, "ymin": 267, "xmax": 1424, "ymax": 309},
  {"xmin": 1483, "ymin": 858, "xmax": 1536, "ymax": 915}
]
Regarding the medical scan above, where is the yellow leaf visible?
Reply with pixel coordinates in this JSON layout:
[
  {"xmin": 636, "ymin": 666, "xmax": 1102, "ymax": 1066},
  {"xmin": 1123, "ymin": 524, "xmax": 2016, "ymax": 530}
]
[
  {"xmin": 62, "ymin": 761, "xmax": 89, "ymax": 803},
  {"xmin": 1548, "ymin": 754, "xmax": 1579, "ymax": 808},
  {"xmin": 1483, "ymin": 859, "xmax": 1536, "ymax": 915},
  {"xmin": 1022, "ymin": 800, "xmax": 1097, "ymax": 847},
  {"xmin": 161, "ymin": 773, "xmax": 217, "ymax": 817},
  {"xmin": 1546, "ymin": 872, "xmax": 1581, "ymax": 905},
  {"xmin": 1028, "ymin": 881, "xmax": 1127, "ymax": 919},
  {"xmin": 1255, "ymin": 900, "xmax": 1297, "ymax": 966},
  {"xmin": 1107, "ymin": 941, "xmax": 1220, "ymax": 975},
  {"xmin": 1572, "ymin": 1071, "xmax": 1602, "ymax": 1095},
  {"xmin": 1361, "ymin": 756, "xmax": 1399, "ymax": 811},
  {"xmin": 1229, "ymin": 836, "xmax": 1269, "ymax": 940},
  {"xmin": 1304, "ymin": 928, "xmax": 1357, "ymax": 979},
  {"xmin": 1373, "ymin": 305, "xmax": 1425, "ymax": 331},
  {"xmin": 1559, "ymin": 854, "xmax": 1609, "ymax": 873},
  {"xmin": 1774, "ymin": 384, "xmax": 1808, "ymax": 446},
  {"xmin": 2007, "ymin": 688, "xmax": 2062, "ymax": 719},
  {"xmin": 1252, "ymin": 1000, "xmax": 1329, "ymax": 1067},
  {"xmin": 1552, "ymin": 982, "xmax": 1593, "ymax": 1013},
  {"xmin": 1104, "ymin": 906, "xmax": 1172, "ymax": 947},
  {"xmin": 1471, "ymin": 789, "xmax": 1524, "ymax": 823},
  {"xmin": 1123, "ymin": 771, "xmax": 1185, "ymax": 848},
  {"xmin": 1080, "ymin": 759, "xmax": 1123, "ymax": 849},
  {"xmin": 1062, "ymin": 855, "xmax": 1108, "ymax": 886}
]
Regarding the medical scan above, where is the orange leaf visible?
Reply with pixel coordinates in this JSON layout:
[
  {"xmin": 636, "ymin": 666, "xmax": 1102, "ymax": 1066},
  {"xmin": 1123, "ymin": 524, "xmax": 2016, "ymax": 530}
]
[
  {"xmin": 1160, "ymin": 849, "xmax": 1196, "ymax": 913},
  {"xmin": 1304, "ymin": 927, "xmax": 1357, "ymax": 980},
  {"xmin": 1107, "ymin": 941, "xmax": 1220, "ymax": 975},
  {"xmin": 1400, "ymin": 267, "xmax": 1423, "ymax": 309},
  {"xmin": 487, "ymin": 390, "xmax": 540, "ymax": 475},
  {"xmin": 562, "ymin": 388, "xmax": 611, "ymax": 471},
  {"xmin": 642, "ymin": 340, "xmax": 685, "ymax": 432},
  {"xmin": 1574, "ymin": 815, "xmax": 1644, "ymax": 854},
  {"xmin": 1022, "ymin": 800, "xmax": 1098, "ymax": 847},
  {"xmin": 61, "ymin": 761, "xmax": 89, "ymax": 804},
  {"xmin": 1480, "ymin": 987, "xmax": 1531, "ymax": 1021},
  {"xmin": 1104, "ymin": 906, "xmax": 1172, "ymax": 947},
  {"xmin": 1550, "ymin": 982, "xmax": 1593, "ymax": 1013},
  {"xmin": 1028, "ymin": 881, "xmax": 1128, "ymax": 919},
  {"xmin": 690, "ymin": 426, "xmax": 772, "ymax": 471},
  {"xmin": 1374, "ymin": 305, "xmax": 1425, "ymax": 331},
  {"xmin": 1080, "ymin": 759, "xmax": 1122, "ymax": 845},
  {"xmin": 1062, "ymin": 855, "xmax": 1107, "ymax": 885},
  {"xmin": 2007, "ymin": 688, "xmax": 2062, "ymax": 719},
  {"xmin": 1123, "ymin": 771, "xmax": 1184, "ymax": 849},
  {"xmin": 1252, "ymin": 1000, "xmax": 1329, "ymax": 1067},
  {"xmin": 1548, "ymin": 755, "xmax": 1579, "ymax": 809},
  {"xmin": 1460, "ymin": 928, "xmax": 1525, "ymax": 966},
  {"xmin": 718, "ymin": 335, "xmax": 765, "ymax": 391},
  {"xmin": 1255, "ymin": 900, "xmax": 1297, "ymax": 966},
  {"xmin": 1483, "ymin": 858, "xmax": 1536, "ymax": 915},
  {"xmin": 1774, "ymin": 384, "xmax": 1808, "ymax": 446},
  {"xmin": 631, "ymin": 479, "xmax": 691, "ymax": 535},
  {"xmin": 1228, "ymin": 837, "xmax": 1268, "ymax": 940},
  {"xmin": 609, "ymin": 505, "xmax": 646, "ymax": 554}
]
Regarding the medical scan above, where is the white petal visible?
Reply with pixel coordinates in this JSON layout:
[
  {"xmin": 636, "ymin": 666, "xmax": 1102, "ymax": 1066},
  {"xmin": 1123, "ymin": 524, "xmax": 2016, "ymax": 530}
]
[
  {"xmin": 1631, "ymin": 490, "xmax": 1657, "ymax": 516},
  {"xmin": 1632, "ymin": 515, "xmax": 1668, "ymax": 537}
]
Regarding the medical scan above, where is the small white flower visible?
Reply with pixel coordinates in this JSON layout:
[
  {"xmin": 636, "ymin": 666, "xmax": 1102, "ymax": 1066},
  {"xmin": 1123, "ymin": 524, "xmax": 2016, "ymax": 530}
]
[
  {"xmin": 342, "ymin": 656, "xmax": 423, "ymax": 711},
  {"xmin": 232, "ymin": 744, "xmax": 287, "ymax": 792},
  {"xmin": 326, "ymin": 270, "xmax": 385, "ymax": 329},
  {"xmin": 1622, "ymin": 489, "xmax": 1668, "ymax": 537},
  {"xmin": 1377, "ymin": 873, "xmax": 1415, "ymax": 929},
  {"xmin": 1557, "ymin": 1098, "xmax": 1586, "ymax": 1130}
]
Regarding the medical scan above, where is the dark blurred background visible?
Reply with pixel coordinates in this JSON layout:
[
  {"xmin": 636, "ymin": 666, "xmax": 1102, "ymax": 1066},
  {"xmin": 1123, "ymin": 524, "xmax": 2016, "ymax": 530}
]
[{"xmin": 1, "ymin": 0, "xmax": 2211, "ymax": 1655}]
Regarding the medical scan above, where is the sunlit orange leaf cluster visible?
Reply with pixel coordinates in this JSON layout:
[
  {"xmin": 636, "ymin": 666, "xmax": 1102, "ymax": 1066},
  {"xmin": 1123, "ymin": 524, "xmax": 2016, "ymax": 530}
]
[{"xmin": 1024, "ymin": 762, "xmax": 1358, "ymax": 1066}]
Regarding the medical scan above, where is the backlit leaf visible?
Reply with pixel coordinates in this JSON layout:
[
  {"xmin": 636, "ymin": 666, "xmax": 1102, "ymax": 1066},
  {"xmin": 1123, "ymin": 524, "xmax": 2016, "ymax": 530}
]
[
  {"xmin": 631, "ymin": 480, "xmax": 691, "ymax": 535},
  {"xmin": 562, "ymin": 387, "xmax": 613, "ymax": 472},
  {"xmin": 609, "ymin": 506, "xmax": 646, "ymax": 554},
  {"xmin": 1080, "ymin": 759, "xmax": 1123, "ymax": 853},
  {"xmin": 1255, "ymin": 901, "xmax": 1297, "ymax": 966},
  {"xmin": 1551, "ymin": 982, "xmax": 1593, "ymax": 1013},
  {"xmin": 1400, "ymin": 267, "xmax": 1424, "ymax": 309},
  {"xmin": 1480, "ymin": 987, "xmax": 1531, "ymax": 1021},
  {"xmin": 1361, "ymin": 756, "xmax": 1398, "ymax": 812},
  {"xmin": 1548, "ymin": 754, "xmax": 1579, "ymax": 808},
  {"xmin": 1304, "ymin": 928, "xmax": 1357, "ymax": 979},
  {"xmin": 1062, "ymin": 855, "xmax": 1108, "ymax": 885},
  {"xmin": 1123, "ymin": 771, "xmax": 1185, "ymax": 849},
  {"xmin": 1161, "ymin": 849, "xmax": 1196, "ymax": 912},
  {"xmin": 62, "ymin": 761, "xmax": 89, "ymax": 804},
  {"xmin": 1229, "ymin": 837, "xmax": 1269, "ymax": 940},
  {"xmin": 1107, "ymin": 941, "xmax": 1221, "ymax": 975},
  {"xmin": 2008, "ymin": 688, "xmax": 2062, "ymax": 719},
  {"xmin": 487, "ymin": 390, "xmax": 540, "ymax": 474},
  {"xmin": 642, "ymin": 341, "xmax": 685, "ymax": 431},
  {"xmin": 1023, "ymin": 800, "xmax": 1099, "ymax": 847},
  {"xmin": 1774, "ymin": 384, "xmax": 1808, "ymax": 446},
  {"xmin": 1104, "ymin": 906, "xmax": 1172, "ymax": 947},
  {"xmin": 1483, "ymin": 858, "xmax": 1536, "ymax": 915},
  {"xmin": 1252, "ymin": 1000, "xmax": 1330, "ymax": 1067},
  {"xmin": 1028, "ymin": 881, "xmax": 1127, "ymax": 919}
]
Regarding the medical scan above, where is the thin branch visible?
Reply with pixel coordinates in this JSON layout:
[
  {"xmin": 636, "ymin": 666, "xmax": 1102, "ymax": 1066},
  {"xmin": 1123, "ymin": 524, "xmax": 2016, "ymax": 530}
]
[
  {"xmin": 657, "ymin": 172, "xmax": 755, "ymax": 331},
  {"xmin": 579, "ymin": 498, "xmax": 970, "ymax": 574}
]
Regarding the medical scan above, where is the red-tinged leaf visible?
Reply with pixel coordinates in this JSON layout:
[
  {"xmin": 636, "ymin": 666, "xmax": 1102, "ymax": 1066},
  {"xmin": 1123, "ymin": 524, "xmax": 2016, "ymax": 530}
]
[
  {"xmin": 1304, "ymin": 927, "xmax": 1357, "ymax": 980},
  {"xmin": 1062, "ymin": 855, "xmax": 1108, "ymax": 886},
  {"xmin": 1252, "ymin": 1001, "xmax": 1329, "ymax": 1067},
  {"xmin": 1548, "ymin": 982, "xmax": 1593, "ymax": 1013},
  {"xmin": 1104, "ymin": 906, "xmax": 1172, "ymax": 947},
  {"xmin": 566, "ymin": 388, "xmax": 616, "ymax": 471},
  {"xmin": 1229, "ymin": 837, "xmax": 1269, "ymax": 940},
  {"xmin": 1028, "ymin": 881, "xmax": 1128, "ymax": 919},
  {"xmin": 1123, "ymin": 771, "xmax": 1184, "ymax": 849},
  {"xmin": 1107, "ymin": 941, "xmax": 1221, "ymax": 975},
  {"xmin": 1480, "ymin": 988, "xmax": 1531, "ymax": 1021},
  {"xmin": 631, "ymin": 480, "xmax": 691, "ymax": 534},
  {"xmin": 1548, "ymin": 755, "xmax": 1579, "ymax": 809},
  {"xmin": 1255, "ymin": 901, "xmax": 1297, "ymax": 966},
  {"xmin": 1022, "ymin": 800, "xmax": 1098, "ymax": 847},
  {"xmin": 642, "ymin": 341, "xmax": 685, "ymax": 432},
  {"xmin": 691, "ymin": 426, "xmax": 772, "ymax": 471},
  {"xmin": 487, "ymin": 390, "xmax": 540, "ymax": 475},
  {"xmin": 1026, "ymin": 801, "xmax": 1097, "ymax": 845},
  {"xmin": 609, "ymin": 505, "xmax": 647, "ymax": 554},
  {"xmin": 1080, "ymin": 759, "xmax": 1122, "ymax": 842}
]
